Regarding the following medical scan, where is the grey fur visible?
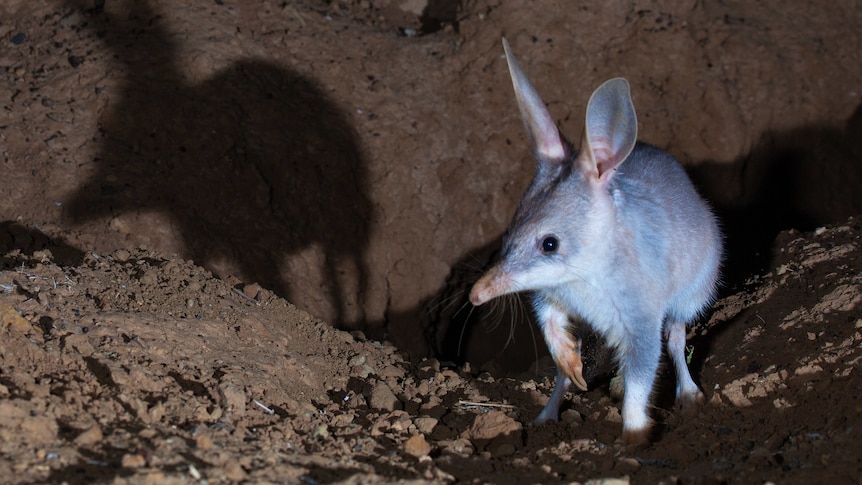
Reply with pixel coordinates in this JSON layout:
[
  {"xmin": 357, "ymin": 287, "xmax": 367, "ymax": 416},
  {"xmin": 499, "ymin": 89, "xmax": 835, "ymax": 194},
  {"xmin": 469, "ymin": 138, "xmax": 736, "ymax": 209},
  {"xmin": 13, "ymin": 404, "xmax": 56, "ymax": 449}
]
[{"xmin": 469, "ymin": 38, "xmax": 722, "ymax": 444}]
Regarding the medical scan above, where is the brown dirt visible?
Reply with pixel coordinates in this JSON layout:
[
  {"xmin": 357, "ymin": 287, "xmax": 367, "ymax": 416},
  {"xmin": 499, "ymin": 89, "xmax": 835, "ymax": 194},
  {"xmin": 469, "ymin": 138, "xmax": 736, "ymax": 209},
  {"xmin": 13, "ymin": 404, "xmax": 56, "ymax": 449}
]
[{"xmin": 1, "ymin": 0, "xmax": 861, "ymax": 483}]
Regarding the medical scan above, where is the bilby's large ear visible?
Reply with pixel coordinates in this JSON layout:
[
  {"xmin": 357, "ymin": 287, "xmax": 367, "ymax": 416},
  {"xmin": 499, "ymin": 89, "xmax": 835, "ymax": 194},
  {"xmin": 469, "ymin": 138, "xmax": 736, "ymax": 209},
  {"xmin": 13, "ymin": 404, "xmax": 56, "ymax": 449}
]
[
  {"xmin": 502, "ymin": 38, "xmax": 567, "ymax": 164},
  {"xmin": 580, "ymin": 78, "xmax": 637, "ymax": 181}
]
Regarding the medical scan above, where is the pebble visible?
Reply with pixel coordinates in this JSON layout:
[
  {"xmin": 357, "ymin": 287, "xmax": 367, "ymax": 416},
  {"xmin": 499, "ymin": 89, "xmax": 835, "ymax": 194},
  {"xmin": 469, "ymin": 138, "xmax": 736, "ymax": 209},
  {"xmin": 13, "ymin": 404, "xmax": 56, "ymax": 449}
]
[
  {"xmin": 0, "ymin": 303, "xmax": 31, "ymax": 333},
  {"xmin": 242, "ymin": 283, "xmax": 262, "ymax": 299},
  {"xmin": 378, "ymin": 364, "xmax": 406, "ymax": 379},
  {"xmin": 222, "ymin": 459, "xmax": 247, "ymax": 481},
  {"xmin": 121, "ymin": 453, "xmax": 147, "ymax": 468},
  {"xmin": 465, "ymin": 411, "xmax": 522, "ymax": 441},
  {"xmin": 73, "ymin": 424, "xmax": 103, "ymax": 447},
  {"xmin": 312, "ymin": 424, "xmax": 330, "ymax": 439},
  {"xmin": 195, "ymin": 434, "xmax": 214, "ymax": 450},
  {"xmin": 404, "ymin": 434, "xmax": 432, "ymax": 457},
  {"xmin": 218, "ymin": 381, "xmax": 247, "ymax": 418},
  {"xmin": 367, "ymin": 382, "xmax": 402, "ymax": 411},
  {"xmin": 414, "ymin": 416, "xmax": 438, "ymax": 434},
  {"xmin": 561, "ymin": 409, "xmax": 583, "ymax": 425},
  {"xmin": 440, "ymin": 438, "xmax": 474, "ymax": 457}
]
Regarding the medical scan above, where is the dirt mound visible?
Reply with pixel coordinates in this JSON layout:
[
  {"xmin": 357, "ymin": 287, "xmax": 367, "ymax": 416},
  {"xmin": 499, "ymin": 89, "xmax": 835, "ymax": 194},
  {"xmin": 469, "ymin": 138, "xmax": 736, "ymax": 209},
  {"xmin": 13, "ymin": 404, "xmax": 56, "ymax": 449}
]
[{"xmin": 1, "ymin": 218, "xmax": 859, "ymax": 483}]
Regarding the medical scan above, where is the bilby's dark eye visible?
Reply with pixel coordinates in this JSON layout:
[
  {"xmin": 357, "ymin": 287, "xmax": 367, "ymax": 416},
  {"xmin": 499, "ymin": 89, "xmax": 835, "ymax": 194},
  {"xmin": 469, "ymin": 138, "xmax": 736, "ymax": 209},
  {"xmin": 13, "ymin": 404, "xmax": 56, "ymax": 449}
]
[{"xmin": 540, "ymin": 236, "xmax": 559, "ymax": 255}]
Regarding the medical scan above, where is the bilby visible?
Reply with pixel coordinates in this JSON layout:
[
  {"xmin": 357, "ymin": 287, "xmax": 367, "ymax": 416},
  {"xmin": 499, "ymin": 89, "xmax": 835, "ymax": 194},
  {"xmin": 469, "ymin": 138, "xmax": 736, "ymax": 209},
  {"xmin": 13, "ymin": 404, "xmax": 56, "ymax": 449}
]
[{"xmin": 470, "ymin": 38, "xmax": 722, "ymax": 445}]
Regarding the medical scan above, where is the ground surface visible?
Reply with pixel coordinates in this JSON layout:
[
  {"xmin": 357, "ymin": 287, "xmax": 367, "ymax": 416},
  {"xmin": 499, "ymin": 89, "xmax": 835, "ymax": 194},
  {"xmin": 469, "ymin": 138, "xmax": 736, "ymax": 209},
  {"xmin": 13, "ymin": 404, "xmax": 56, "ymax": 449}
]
[
  {"xmin": 1, "ymin": 0, "xmax": 861, "ymax": 483},
  {"xmin": 1, "ymin": 218, "xmax": 861, "ymax": 484}
]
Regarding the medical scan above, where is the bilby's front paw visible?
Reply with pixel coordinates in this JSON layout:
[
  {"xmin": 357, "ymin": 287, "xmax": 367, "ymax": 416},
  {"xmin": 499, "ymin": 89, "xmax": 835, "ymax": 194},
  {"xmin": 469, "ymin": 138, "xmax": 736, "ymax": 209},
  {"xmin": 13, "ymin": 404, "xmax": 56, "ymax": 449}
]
[{"xmin": 562, "ymin": 350, "xmax": 587, "ymax": 392}]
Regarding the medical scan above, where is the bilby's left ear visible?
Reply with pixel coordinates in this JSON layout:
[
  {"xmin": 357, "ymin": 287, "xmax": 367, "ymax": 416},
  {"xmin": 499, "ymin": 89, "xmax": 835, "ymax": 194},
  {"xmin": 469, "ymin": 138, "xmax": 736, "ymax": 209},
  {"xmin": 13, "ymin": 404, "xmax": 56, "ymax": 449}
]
[{"xmin": 579, "ymin": 78, "xmax": 637, "ymax": 182}]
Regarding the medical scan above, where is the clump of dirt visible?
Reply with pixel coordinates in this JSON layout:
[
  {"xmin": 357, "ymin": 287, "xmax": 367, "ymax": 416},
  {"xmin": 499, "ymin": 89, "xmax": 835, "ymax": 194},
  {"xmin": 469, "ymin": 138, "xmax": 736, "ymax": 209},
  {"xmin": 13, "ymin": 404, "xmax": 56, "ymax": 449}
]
[{"xmin": 0, "ymin": 218, "xmax": 859, "ymax": 483}]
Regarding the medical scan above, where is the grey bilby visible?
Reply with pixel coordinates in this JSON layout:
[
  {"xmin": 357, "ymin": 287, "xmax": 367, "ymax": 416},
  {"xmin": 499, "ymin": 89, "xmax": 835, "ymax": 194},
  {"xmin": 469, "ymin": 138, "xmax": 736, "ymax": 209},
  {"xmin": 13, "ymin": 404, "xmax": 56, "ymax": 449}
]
[{"xmin": 470, "ymin": 38, "xmax": 722, "ymax": 445}]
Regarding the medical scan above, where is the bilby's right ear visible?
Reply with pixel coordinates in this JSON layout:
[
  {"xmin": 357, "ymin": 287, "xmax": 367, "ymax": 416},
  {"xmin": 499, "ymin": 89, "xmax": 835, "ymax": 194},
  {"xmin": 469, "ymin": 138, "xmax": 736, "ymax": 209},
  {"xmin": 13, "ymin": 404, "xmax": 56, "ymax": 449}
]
[{"xmin": 502, "ymin": 38, "xmax": 568, "ymax": 165}]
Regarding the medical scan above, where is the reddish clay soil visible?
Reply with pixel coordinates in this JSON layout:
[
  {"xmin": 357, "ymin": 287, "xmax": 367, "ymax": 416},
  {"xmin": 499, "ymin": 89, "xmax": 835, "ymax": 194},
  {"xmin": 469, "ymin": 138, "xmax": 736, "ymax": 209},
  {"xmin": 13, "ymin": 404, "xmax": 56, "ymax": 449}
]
[{"xmin": 1, "ymin": 0, "xmax": 861, "ymax": 483}]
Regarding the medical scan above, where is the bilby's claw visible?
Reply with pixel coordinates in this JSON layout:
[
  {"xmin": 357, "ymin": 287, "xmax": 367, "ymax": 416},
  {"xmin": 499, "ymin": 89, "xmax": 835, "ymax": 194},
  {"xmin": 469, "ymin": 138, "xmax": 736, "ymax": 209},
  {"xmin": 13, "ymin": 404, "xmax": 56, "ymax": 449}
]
[{"xmin": 561, "ymin": 337, "xmax": 587, "ymax": 391}]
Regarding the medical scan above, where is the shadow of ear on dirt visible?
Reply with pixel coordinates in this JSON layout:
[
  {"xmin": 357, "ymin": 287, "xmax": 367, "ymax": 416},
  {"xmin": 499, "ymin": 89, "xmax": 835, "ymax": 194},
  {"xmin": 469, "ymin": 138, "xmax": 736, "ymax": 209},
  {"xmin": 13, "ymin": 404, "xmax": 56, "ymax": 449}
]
[
  {"xmin": 61, "ymin": 0, "xmax": 372, "ymax": 328},
  {"xmin": 419, "ymin": 104, "xmax": 862, "ymax": 379}
]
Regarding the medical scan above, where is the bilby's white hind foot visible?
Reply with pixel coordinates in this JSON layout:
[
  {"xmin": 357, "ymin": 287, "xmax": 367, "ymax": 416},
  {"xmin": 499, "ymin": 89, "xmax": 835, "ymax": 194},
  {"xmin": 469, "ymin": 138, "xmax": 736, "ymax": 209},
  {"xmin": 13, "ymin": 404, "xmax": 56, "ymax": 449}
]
[
  {"xmin": 621, "ymin": 425, "xmax": 652, "ymax": 446},
  {"xmin": 676, "ymin": 388, "xmax": 705, "ymax": 417}
]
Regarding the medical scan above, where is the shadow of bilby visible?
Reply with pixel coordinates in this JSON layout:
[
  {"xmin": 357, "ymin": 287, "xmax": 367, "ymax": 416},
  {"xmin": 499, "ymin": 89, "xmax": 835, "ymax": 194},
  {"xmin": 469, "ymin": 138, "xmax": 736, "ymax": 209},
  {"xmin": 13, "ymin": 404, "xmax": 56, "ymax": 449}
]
[
  {"xmin": 689, "ymin": 103, "xmax": 862, "ymax": 289},
  {"xmin": 63, "ymin": 0, "xmax": 372, "ymax": 326}
]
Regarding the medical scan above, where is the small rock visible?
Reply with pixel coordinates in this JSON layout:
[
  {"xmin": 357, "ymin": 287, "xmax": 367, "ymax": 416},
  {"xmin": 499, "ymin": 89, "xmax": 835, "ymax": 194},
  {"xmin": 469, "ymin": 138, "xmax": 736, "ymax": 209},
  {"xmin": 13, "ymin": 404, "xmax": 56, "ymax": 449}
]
[
  {"xmin": 378, "ymin": 365, "xmax": 406, "ymax": 379},
  {"xmin": 121, "ymin": 453, "xmax": 147, "ymax": 468},
  {"xmin": 73, "ymin": 424, "xmax": 103, "ymax": 447},
  {"xmin": 440, "ymin": 369, "xmax": 461, "ymax": 383},
  {"xmin": 242, "ymin": 283, "xmax": 262, "ymax": 299},
  {"xmin": 464, "ymin": 411, "xmax": 523, "ymax": 452},
  {"xmin": 390, "ymin": 414, "xmax": 412, "ymax": 432},
  {"xmin": 218, "ymin": 381, "xmax": 247, "ymax": 419},
  {"xmin": 465, "ymin": 411, "xmax": 522, "ymax": 441},
  {"xmin": 414, "ymin": 416, "xmax": 438, "ymax": 434},
  {"xmin": 312, "ymin": 424, "xmax": 330, "ymax": 439},
  {"xmin": 404, "ymin": 434, "xmax": 432, "ymax": 457},
  {"xmin": 221, "ymin": 459, "xmax": 247, "ymax": 481},
  {"xmin": 439, "ymin": 438, "xmax": 474, "ymax": 457},
  {"xmin": 195, "ymin": 434, "xmax": 214, "ymax": 450},
  {"xmin": 331, "ymin": 412, "xmax": 355, "ymax": 427},
  {"xmin": 0, "ymin": 303, "xmax": 31, "ymax": 333},
  {"xmin": 518, "ymin": 380, "xmax": 537, "ymax": 391},
  {"xmin": 367, "ymin": 382, "xmax": 402, "ymax": 411},
  {"xmin": 113, "ymin": 249, "xmax": 131, "ymax": 262},
  {"xmin": 561, "ymin": 409, "xmax": 583, "ymax": 425}
]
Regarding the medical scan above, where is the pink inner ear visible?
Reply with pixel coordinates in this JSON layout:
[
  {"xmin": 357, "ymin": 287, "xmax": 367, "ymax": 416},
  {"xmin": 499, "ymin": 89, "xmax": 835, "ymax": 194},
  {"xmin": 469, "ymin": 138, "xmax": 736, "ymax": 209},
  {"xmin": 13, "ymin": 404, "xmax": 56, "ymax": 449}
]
[
  {"xmin": 538, "ymin": 130, "xmax": 566, "ymax": 161},
  {"xmin": 589, "ymin": 135, "xmax": 620, "ymax": 178}
]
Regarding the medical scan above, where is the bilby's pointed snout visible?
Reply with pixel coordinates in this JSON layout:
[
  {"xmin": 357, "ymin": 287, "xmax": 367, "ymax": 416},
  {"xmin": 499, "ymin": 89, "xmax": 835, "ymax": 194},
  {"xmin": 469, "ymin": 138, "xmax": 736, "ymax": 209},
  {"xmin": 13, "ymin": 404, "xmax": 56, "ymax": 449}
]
[{"xmin": 469, "ymin": 266, "xmax": 513, "ymax": 306}]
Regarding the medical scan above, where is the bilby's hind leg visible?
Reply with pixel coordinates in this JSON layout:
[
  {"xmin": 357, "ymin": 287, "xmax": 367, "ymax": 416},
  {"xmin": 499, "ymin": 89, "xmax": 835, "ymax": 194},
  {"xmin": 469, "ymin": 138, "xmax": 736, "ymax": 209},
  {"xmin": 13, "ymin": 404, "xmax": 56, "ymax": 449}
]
[
  {"xmin": 665, "ymin": 319, "xmax": 705, "ymax": 415},
  {"xmin": 619, "ymin": 319, "xmax": 663, "ymax": 445},
  {"xmin": 534, "ymin": 369, "xmax": 570, "ymax": 424}
]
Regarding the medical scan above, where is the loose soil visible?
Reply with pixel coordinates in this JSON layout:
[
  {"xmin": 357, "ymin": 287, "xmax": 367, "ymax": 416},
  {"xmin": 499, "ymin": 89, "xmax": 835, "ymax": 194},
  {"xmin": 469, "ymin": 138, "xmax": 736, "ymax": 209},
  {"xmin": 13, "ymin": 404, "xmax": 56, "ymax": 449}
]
[{"xmin": 1, "ymin": 0, "xmax": 861, "ymax": 483}]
